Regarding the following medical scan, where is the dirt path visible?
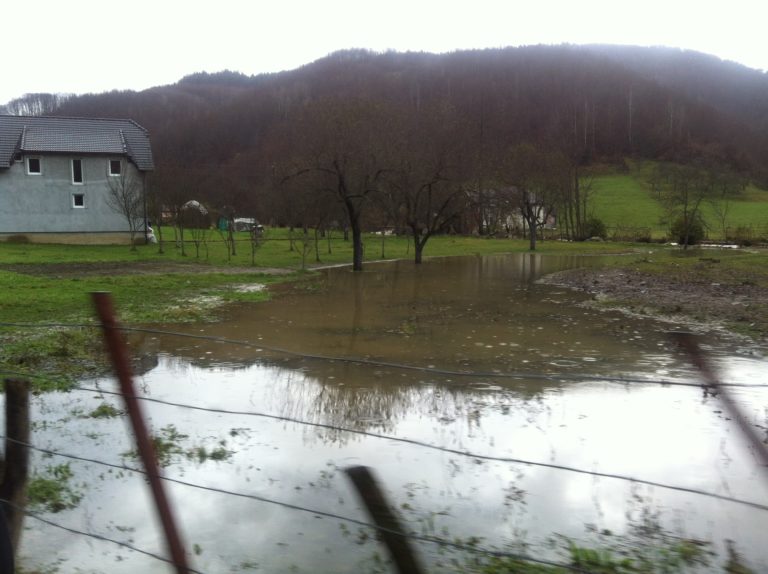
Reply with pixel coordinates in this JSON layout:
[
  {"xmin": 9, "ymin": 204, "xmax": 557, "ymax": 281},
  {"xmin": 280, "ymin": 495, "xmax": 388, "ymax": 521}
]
[{"xmin": 0, "ymin": 261, "xmax": 293, "ymax": 278}]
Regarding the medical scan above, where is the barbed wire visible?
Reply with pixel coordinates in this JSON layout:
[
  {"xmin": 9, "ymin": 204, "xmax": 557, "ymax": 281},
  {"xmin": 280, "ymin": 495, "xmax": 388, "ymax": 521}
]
[
  {"xmin": 0, "ymin": 498, "xmax": 207, "ymax": 574},
  {"xmin": 4, "ymin": 363, "xmax": 767, "ymax": 513},
  {"xmin": 7, "ymin": 438, "xmax": 590, "ymax": 573},
  {"xmin": 15, "ymin": 374, "xmax": 768, "ymax": 513},
  {"xmin": 1, "ymin": 321, "xmax": 766, "ymax": 389},
  {"xmin": 5, "ymin": 319, "xmax": 767, "ymax": 570}
]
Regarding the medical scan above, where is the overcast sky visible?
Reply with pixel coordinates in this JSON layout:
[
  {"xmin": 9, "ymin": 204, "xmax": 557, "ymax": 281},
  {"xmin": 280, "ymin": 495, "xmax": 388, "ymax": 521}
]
[{"xmin": 3, "ymin": 0, "xmax": 767, "ymax": 105}]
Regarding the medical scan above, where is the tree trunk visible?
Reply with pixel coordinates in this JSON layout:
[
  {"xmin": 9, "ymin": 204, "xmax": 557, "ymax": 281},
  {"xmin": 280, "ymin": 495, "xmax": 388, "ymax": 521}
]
[
  {"xmin": 414, "ymin": 240, "xmax": 425, "ymax": 264},
  {"xmin": 410, "ymin": 224, "xmax": 426, "ymax": 264},
  {"xmin": 528, "ymin": 218, "xmax": 537, "ymax": 251},
  {"xmin": 352, "ymin": 224, "xmax": 364, "ymax": 271},
  {"xmin": 573, "ymin": 169, "xmax": 583, "ymax": 239}
]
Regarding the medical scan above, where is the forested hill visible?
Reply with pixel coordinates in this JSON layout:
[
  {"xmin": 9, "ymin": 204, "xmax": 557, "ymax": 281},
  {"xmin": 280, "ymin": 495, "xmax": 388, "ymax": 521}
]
[{"xmin": 6, "ymin": 45, "xmax": 768, "ymax": 200}]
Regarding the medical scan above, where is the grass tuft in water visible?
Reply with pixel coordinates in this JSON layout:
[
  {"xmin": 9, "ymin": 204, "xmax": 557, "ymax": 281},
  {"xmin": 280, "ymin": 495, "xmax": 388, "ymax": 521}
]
[
  {"xmin": 27, "ymin": 463, "xmax": 83, "ymax": 513},
  {"xmin": 84, "ymin": 402, "xmax": 124, "ymax": 419}
]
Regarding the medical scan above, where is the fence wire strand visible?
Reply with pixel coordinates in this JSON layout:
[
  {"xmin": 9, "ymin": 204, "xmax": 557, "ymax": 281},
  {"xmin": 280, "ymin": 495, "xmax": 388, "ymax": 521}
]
[
  {"xmin": 6, "ymin": 437, "xmax": 590, "ymax": 573},
  {"xmin": 13, "ymin": 376, "xmax": 768, "ymax": 513},
  {"xmin": 4, "ymin": 319, "xmax": 768, "ymax": 572},
  {"xmin": 0, "ymin": 498, "xmax": 207, "ymax": 574}
]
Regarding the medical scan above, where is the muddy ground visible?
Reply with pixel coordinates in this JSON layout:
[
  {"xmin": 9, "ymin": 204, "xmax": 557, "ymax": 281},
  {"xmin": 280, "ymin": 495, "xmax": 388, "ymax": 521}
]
[
  {"xmin": 541, "ymin": 267, "xmax": 768, "ymax": 343},
  {"xmin": 0, "ymin": 261, "xmax": 292, "ymax": 277}
]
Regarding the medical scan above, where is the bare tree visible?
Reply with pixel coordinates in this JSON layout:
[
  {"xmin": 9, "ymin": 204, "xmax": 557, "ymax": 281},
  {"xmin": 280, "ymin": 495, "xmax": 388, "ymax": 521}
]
[
  {"xmin": 654, "ymin": 163, "xmax": 744, "ymax": 249},
  {"xmin": 4, "ymin": 92, "xmax": 70, "ymax": 116},
  {"xmin": 502, "ymin": 144, "xmax": 565, "ymax": 251},
  {"xmin": 709, "ymin": 173, "xmax": 746, "ymax": 241},
  {"xmin": 180, "ymin": 201, "xmax": 210, "ymax": 259},
  {"xmin": 276, "ymin": 97, "xmax": 391, "ymax": 271},
  {"xmin": 379, "ymin": 106, "xmax": 468, "ymax": 263},
  {"xmin": 106, "ymin": 164, "xmax": 145, "ymax": 250}
]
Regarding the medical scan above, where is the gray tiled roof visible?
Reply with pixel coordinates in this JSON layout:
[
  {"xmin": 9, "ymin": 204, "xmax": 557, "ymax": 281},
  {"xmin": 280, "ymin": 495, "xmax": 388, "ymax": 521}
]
[{"xmin": 0, "ymin": 115, "xmax": 153, "ymax": 170}]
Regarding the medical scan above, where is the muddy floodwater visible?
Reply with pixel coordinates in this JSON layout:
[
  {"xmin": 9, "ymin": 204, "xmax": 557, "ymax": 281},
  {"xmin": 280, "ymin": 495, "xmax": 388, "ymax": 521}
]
[{"xmin": 20, "ymin": 253, "xmax": 768, "ymax": 573}]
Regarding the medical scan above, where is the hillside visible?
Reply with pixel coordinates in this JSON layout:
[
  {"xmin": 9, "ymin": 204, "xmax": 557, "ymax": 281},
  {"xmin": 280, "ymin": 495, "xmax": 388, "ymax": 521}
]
[{"xmin": 3, "ymin": 45, "xmax": 768, "ymax": 239}]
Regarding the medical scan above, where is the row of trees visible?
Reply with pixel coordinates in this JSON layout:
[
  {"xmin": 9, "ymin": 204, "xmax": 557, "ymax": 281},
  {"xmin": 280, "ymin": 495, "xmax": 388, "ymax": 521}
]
[
  {"xmin": 101, "ymin": 91, "xmax": 747, "ymax": 269},
  {"xmin": 130, "ymin": 96, "xmax": 610, "ymax": 269}
]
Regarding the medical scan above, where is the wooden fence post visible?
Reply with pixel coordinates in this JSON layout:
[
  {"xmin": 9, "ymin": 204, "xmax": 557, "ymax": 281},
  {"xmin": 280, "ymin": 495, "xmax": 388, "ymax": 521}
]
[
  {"xmin": 345, "ymin": 465, "xmax": 424, "ymax": 574},
  {"xmin": 0, "ymin": 377, "xmax": 30, "ymax": 561}
]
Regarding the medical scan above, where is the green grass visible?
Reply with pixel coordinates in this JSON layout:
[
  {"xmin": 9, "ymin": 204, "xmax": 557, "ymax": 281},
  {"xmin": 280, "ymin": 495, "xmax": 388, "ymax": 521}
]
[
  {"xmin": 0, "ymin": 268, "xmax": 288, "ymax": 324},
  {"xmin": 590, "ymin": 173, "xmax": 667, "ymax": 238},
  {"xmin": 699, "ymin": 184, "xmax": 768, "ymax": 238},
  {"xmin": 588, "ymin": 162, "xmax": 768, "ymax": 241},
  {"xmin": 0, "ymin": 230, "xmax": 636, "ymax": 267}
]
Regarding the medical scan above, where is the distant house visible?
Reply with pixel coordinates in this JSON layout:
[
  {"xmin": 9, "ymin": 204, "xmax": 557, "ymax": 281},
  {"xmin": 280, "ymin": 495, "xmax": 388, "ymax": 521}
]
[{"xmin": 0, "ymin": 115, "xmax": 154, "ymax": 244}]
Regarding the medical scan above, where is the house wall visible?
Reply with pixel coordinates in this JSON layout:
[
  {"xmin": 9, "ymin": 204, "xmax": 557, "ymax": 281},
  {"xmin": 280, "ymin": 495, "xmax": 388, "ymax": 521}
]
[{"xmin": 0, "ymin": 154, "xmax": 145, "ymax": 241}]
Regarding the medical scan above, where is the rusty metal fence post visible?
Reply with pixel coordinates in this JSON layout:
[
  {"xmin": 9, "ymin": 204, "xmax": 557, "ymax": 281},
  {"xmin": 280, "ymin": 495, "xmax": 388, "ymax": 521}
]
[
  {"xmin": 92, "ymin": 292, "xmax": 192, "ymax": 573},
  {"xmin": 673, "ymin": 331, "xmax": 768, "ymax": 475}
]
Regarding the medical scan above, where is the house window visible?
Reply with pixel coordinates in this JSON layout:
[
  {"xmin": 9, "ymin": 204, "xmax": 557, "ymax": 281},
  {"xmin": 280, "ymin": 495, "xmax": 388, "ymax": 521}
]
[
  {"xmin": 27, "ymin": 157, "xmax": 41, "ymax": 175},
  {"xmin": 109, "ymin": 159, "xmax": 122, "ymax": 176},
  {"xmin": 72, "ymin": 193, "xmax": 85, "ymax": 208},
  {"xmin": 72, "ymin": 159, "xmax": 83, "ymax": 184}
]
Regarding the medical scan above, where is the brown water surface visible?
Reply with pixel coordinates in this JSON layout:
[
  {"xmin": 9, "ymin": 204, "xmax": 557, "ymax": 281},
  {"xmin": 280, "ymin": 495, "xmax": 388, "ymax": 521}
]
[{"xmin": 19, "ymin": 253, "xmax": 768, "ymax": 573}]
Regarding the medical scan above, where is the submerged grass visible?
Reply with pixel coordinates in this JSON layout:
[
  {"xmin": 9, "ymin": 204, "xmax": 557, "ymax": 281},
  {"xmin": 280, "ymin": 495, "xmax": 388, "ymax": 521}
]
[
  {"xmin": 27, "ymin": 463, "xmax": 83, "ymax": 514},
  {"xmin": 122, "ymin": 424, "xmax": 234, "ymax": 467}
]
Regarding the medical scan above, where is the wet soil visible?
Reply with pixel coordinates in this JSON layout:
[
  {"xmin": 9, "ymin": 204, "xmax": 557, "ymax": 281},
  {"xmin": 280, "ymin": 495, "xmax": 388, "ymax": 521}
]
[
  {"xmin": 541, "ymin": 267, "xmax": 768, "ymax": 341},
  {"xmin": 0, "ymin": 260, "xmax": 292, "ymax": 277}
]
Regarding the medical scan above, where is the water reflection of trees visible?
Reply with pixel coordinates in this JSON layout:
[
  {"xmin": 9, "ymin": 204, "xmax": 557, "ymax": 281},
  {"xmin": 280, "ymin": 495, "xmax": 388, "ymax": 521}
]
[
  {"xmin": 255, "ymin": 360, "xmax": 558, "ymax": 449},
  {"xmin": 125, "ymin": 329, "xmax": 566, "ymax": 445},
  {"xmin": 262, "ymin": 366, "xmax": 471, "ymax": 439}
]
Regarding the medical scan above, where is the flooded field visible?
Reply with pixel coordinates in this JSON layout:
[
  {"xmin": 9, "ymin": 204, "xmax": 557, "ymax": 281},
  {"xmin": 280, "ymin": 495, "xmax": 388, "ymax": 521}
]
[{"xmin": 18, "ymin": 253, "xmax": 768, "ymax": 572}]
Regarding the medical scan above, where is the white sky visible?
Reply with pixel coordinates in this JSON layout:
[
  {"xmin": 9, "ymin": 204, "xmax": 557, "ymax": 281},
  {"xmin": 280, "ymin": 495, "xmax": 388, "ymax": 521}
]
[{"xmin": 3, "ymin": 0, "xmax": 767, "ymax": 105}]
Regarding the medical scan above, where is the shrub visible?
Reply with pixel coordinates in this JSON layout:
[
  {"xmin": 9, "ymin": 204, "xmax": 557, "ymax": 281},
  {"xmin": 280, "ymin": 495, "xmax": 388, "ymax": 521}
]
[
  {"xmin": 5, "ymin": 234, "xmax": 30, "ymax": 243},
  {"xmin": 670, "ymin": 216, "xmax": 705, "ymax": 246},
  {"xmin": 727, "ymin": 226, "xmax": 754, "ymax": 246},
  {"xmin": 583, "ymin": 216, "xmax": 607, "ymax": 240}
]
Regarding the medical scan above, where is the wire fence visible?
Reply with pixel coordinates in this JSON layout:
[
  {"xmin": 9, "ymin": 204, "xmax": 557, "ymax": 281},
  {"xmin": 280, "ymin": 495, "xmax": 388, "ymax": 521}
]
[{"xmin": 2, "ymin": 310, "xmax": 768, "ymax": 573}]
